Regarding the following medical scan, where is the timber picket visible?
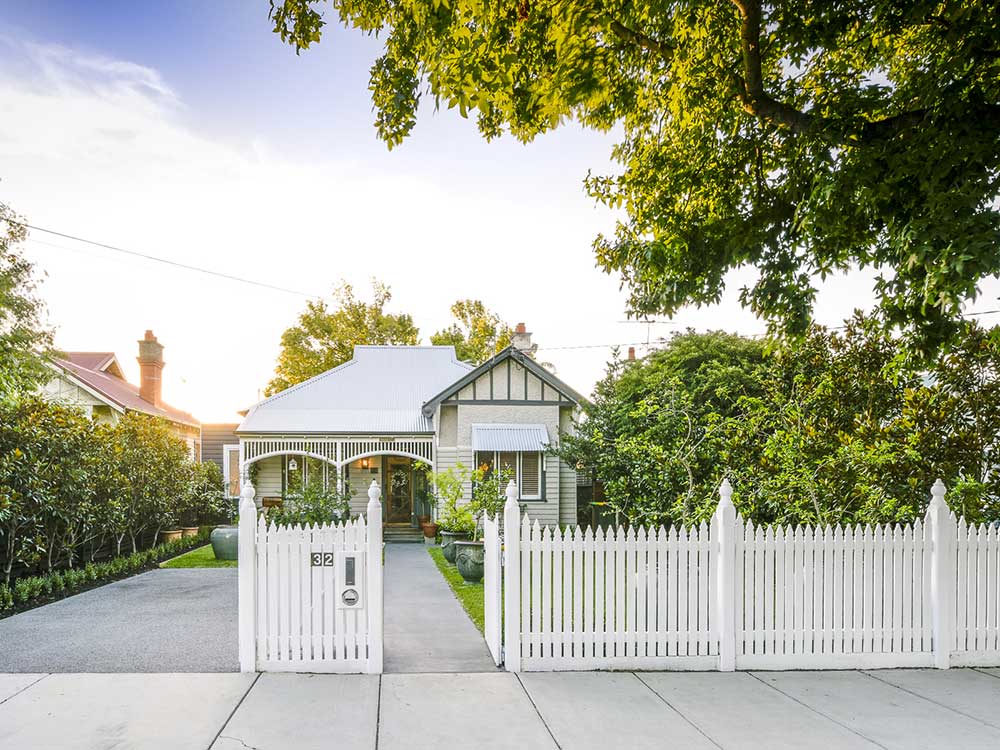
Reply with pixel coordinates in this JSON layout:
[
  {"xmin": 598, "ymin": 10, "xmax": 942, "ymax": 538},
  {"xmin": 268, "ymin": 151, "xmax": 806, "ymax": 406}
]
[
  {"xmin": 239, "ymin": 485, "xmax": 383, "ymax": 674},
  {"xmin": 497, "ymin": 480, "xmax": 998, "ymax": 672}
]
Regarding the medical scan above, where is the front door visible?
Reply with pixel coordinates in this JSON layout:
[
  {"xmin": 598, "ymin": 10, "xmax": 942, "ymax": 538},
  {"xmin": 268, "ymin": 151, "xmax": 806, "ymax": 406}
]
[{"xmin": 384, "ymin": 457, "xmax": 412, "ymax": 524}]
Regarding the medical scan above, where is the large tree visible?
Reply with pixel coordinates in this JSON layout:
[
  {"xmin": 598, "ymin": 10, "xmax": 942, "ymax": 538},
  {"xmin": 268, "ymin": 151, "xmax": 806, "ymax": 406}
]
[
  {"xmin": 269, "ymin": 1, "xmax": 1000, "ymax": 356},
  {"xmin": 430, "ymin": 299, "xmax": 513, "ymax": 363},
  {"xmin": 559, "ymin": 320, "xmax": 1000, "ymax": 527},
  {"xmin": 0, "ymin": 204, "xmax": 54, "ymax": 398},
  {"xmin": 267, "ymin": 279, "xmax": 419, "ymax": 395}
]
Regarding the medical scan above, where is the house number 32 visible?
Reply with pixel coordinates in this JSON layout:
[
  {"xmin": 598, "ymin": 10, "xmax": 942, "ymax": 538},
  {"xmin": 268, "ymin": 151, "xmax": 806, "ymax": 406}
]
[{"xmin": 310, "ymin": 552, "xmax": 335, "ymax": 567}]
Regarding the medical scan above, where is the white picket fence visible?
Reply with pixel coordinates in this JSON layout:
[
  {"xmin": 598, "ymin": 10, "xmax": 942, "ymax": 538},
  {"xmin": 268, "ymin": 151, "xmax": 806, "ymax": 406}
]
[
  {"xmin": 496, "ymin": 479, "xmax": 1000, "ymax": 671},
  {"xmin": 238, "ymin": 481, "xmax": 383, "ymax": 673}
]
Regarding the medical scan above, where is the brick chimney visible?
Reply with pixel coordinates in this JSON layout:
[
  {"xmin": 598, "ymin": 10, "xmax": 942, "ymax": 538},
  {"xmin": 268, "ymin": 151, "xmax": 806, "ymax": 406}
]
[
  {"xmin": 137, "ymin": 330, "xmax": 164, "ymax": 407},
  {"xmin": 511, "ymin": 322, "xmax": 538, "ymax": 356},
  {"xmin": 627, "ymin": 346, "xmax": 636, "ymax": 361}
]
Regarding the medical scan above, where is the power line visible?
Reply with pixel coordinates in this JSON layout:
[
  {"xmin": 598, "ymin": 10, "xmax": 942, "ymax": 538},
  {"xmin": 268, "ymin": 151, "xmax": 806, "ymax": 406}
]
[
  {"xmin": 7, "ymin": 217, "xmax": 1000, "ymax": 347},
  {"xmin": 5, "ymin": 218, "xmax": 324, "ymax": 300}
]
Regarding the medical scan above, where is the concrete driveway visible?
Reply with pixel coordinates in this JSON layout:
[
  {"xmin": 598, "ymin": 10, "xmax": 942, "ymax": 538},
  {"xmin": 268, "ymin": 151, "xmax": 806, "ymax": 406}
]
[
  {"xmin": 2, "ymin": 669, "xmax": 999, "ymax": 750},
  {"xmin": 0, "ymin": 569, "xmax": 237, "ymax": 672}
]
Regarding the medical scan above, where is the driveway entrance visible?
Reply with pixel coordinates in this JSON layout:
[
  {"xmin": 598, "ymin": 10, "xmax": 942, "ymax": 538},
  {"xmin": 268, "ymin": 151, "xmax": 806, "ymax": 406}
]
[{"xmin": 0, "ymin": 569, "xmax": 237, "ymax": 672}]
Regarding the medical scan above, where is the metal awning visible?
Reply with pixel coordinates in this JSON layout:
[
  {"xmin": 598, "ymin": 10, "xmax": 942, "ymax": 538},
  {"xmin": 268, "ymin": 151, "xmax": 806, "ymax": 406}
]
[{"xmin": 471, "ymin": 423, "xmax": 549, "ymax": 452}]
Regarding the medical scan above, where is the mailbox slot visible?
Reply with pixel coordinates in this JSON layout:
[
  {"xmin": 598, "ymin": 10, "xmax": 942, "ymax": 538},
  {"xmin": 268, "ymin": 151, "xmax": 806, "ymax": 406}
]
[{"xmin": 336, "ymin": 551, "xmax": 365, "ymax": 610}]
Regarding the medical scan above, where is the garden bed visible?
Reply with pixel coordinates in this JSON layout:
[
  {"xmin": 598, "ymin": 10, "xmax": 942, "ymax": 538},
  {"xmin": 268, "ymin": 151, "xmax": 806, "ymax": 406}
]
[{"xmin": 0, "ymin": 530, "xmax": 212, "ymax": 619}]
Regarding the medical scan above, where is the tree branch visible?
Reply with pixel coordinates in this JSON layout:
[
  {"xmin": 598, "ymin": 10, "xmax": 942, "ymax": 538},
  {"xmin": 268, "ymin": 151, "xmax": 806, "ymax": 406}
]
[
  {"xmin": 606, "ymin": 18, "xmax": 674, "ymax": 61},
  {"xmin": 731, "ymin": 0, "xmax": 814, "ymax": 134}
]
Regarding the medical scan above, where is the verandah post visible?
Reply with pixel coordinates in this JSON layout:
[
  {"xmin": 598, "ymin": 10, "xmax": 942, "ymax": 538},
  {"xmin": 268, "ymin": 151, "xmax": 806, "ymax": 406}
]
[
  {"xmin": 503, "ymin": 479, "xmax": 522, "ymax": 672},
  {"xmin": 927, "ymin": 479, "xmax": 954, "ymax": 670},
  {"xmin": 367, "ymin": 480, "xmax": 384, "ymax": 674},
  {"xmin": 713, "ymin": 478, "xmax": 737, "ymax": 671},
  {"xmin": 237, "ymin": 480, "xmax": 258, "ymax": 673}
]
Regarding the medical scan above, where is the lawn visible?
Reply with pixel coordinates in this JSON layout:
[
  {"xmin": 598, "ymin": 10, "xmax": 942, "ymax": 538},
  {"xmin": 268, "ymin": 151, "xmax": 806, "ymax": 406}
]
[
  {"xmin": 427, "ymin": 546, "xmax": 484, "ymax": 634},
  {"xmin": 160, "ymin": 544, "xmax": 237, "ymax": 569}
]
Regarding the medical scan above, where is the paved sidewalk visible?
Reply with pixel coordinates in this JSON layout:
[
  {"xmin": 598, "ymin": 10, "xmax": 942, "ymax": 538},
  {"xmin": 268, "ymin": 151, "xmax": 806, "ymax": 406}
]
[
  {"xmin": 0, "ymin": 569, "xmax": 238, "ymax": 672},
  {"xmin": 383, "ymin": 543, "xmax": 496, "ymax": 673},
  {"xmin": 2, "ymin": 669, "xmax": 999, "ymax": 750}
]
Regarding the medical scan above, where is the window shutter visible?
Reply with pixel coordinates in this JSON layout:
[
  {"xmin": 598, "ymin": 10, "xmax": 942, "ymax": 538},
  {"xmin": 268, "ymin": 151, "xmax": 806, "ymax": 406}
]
[{"xmin": 521, "ymin": 452, "xmax": 541, "ymax": 498}]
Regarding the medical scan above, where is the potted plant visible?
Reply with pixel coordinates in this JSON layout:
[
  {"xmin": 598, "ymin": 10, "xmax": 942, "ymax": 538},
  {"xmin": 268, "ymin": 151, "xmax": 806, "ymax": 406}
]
[
  {"xmin": 438, "ymin": 504, "xmax": 474, "ymax": 562},
  {"xmin": 429, "ymin": 464, "xmax": 475, "ymax": 562},
  {"xmin": 454, "ymin": 465, "xmax": 512, "ymax": 583}
]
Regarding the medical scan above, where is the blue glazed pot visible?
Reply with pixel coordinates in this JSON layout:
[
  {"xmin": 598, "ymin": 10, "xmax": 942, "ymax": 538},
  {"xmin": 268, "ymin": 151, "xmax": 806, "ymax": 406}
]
[
  {"xmin": 440, "ymin": 530, "xmax": 470, "ymax": 563},
  {"xmin": 454, "ymin": 541, "xmax": 485, "ymax": 583},
  {"xmin": 210, "ymin": 526, "xmax": 239, "ymax": 560}
]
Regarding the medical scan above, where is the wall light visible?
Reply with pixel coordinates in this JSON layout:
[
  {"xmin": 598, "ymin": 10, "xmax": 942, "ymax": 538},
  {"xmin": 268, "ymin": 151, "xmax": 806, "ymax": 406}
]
[{"xmin": 288, "ymin": 457, "xmax": 298, "ymax": 471}]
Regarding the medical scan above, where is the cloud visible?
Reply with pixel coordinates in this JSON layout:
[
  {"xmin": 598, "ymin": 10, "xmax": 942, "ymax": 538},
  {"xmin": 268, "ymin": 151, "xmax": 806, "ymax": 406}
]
[{"xmin": 0, "ymin": 35, "xmax": 627, "ymax": 420}]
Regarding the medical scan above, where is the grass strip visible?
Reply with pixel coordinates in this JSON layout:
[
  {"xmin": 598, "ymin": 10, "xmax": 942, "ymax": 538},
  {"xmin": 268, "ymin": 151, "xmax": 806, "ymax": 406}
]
[
  {"xmin": 427, "ymin": 546, "xmax": 485, "ymax": 634},
  {"xmin": 160, "ymin": 544, "xmax": 237, "ymax": 569}
]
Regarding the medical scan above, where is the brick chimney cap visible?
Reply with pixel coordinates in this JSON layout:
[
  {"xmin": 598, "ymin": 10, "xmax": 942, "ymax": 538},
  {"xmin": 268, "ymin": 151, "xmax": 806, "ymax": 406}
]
[
  {"xmin": 515, "ymin": 322, "xmax": 527, "ymax": 333},
  {"xmin": 144, "ymin": 330, "xmax": 156, "ymax": 340}
]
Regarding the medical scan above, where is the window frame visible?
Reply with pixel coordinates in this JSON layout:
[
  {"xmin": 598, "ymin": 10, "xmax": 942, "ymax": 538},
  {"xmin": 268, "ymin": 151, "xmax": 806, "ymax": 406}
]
[
  {"xmin": 474, "ymin": 449, "xmax": 545, "ymax": 502},
  {"xmin": 222, "ymin": 444, "xmax": 241, "ymax": 499}
]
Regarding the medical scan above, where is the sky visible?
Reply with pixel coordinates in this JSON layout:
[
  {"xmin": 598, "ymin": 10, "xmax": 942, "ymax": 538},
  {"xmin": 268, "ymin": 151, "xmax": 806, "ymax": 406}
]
[{"xmin": 2, "ymin": 2, "xmax": 993, "ymax": 423}]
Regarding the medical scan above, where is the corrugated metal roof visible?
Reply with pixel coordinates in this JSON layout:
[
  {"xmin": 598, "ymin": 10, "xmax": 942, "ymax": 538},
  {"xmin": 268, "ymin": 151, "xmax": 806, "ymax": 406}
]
[
  {"xmin": 238, "ymin": 346, "xmax": 474, "ymax": 435},
  {"xmin": 472, "ymin": 423, "xmax": 549, "ymax": 452},
  {"xmin": 55, "ymin": 358, "xmax": 200, "ymax": 428}
]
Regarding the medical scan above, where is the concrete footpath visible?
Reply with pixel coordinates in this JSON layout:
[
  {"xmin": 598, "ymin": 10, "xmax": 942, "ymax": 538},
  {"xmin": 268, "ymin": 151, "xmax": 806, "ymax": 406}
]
[{"xmin": 2, "ymin": 668, "xmax": 999, "ymax": 750}]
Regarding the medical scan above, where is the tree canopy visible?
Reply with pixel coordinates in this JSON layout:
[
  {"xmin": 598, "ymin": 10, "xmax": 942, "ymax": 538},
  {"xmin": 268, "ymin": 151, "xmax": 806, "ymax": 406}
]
[
  {"xmin": 269, "ymin": 0, "xmax": 1000, "ymax": 357},
  {"xmin": 559, "ymin": 319, "xmax": 1000, "ymax": 527},
  {"xmin": 0, "ymin": 205, "xmax": 54, "ymax": 398},
  {"xmin": 430, "ymin": 299, "xmax": 512, "ymax": 363},
  {"xmin": 267, "ymin": 279, "xmax": 419, "ymax": 395}
]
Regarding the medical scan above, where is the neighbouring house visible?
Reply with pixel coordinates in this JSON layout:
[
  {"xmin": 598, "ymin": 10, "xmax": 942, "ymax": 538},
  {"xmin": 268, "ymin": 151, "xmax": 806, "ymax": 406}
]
[
  {"xmin": 43, "ymin": 330, "xmax": 202, "ymax": 458},
  {"xmin": 201, "ymin": 423, "xmax": 242, "ymax": 500},
  {"xmin": 236, "ymin": 324, "xmax": 585, "ymax": 529}
]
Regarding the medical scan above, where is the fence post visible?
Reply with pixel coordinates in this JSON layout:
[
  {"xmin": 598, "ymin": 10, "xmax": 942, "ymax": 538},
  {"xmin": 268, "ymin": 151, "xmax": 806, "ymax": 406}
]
[
  {"xmin": 713, "ymin": 478, "xmax": 737, "ymax": 671},
  {"xmin": 237, "ymin": 480, "xmax": 257, "ymax": 673},
  {"xmin": 503, "ymin": 479, "xmax": 522, "ymax": 672},
  {"xmin": 927, "ymin": 479, "xmax": 954, "ymax": 670},
  {"xmin": 367, "ymin": 480, "xmax": 384, "ymax": 674}
]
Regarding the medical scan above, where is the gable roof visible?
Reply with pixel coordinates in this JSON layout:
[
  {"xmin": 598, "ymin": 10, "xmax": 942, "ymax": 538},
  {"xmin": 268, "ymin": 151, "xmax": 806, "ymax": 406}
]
[
  {"xmin": 421, "ymin": 345, "xmax": 586, "ymax": 417},
  {"xmin": 237, "ymin": 346, "xmax": 474, "ymax": 435},
  {"xmin": 53, "ymin": 356, "xmax": 200, "ymax": 428}
]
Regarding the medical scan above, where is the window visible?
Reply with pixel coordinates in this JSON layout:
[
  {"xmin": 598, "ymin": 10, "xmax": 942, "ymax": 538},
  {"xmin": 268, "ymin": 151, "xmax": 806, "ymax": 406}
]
[
  {"xmin": 222, "ymin": 445, "xmax": 241, "ymax": 498},
  {"xmin": 283, "ymin": 454, "xmax": 329, "ymax": 497},
  {"xmin": 520, "ymin": 452, "xmax": 540, "ymax": 497},
  {"xmin": 475, "ymin": 450, "xmax": 543, "ymax": 501}
]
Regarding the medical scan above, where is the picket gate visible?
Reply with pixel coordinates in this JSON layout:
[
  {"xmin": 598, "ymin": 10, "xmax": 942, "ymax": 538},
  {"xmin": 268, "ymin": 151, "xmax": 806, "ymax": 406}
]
[
  {"xmin": 238, "ymin": 480, "xmax": 383, "ymax": 673},
  {"xmin": 488, "ymin": 479, "xmax": 1000, "ymax": 672}
]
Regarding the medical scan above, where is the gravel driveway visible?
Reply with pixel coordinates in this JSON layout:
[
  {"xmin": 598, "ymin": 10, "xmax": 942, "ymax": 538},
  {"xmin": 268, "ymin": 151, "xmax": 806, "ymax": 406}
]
[{"xmin": 0, "ymin": 568, "xmax": 237, "ymax": 672}]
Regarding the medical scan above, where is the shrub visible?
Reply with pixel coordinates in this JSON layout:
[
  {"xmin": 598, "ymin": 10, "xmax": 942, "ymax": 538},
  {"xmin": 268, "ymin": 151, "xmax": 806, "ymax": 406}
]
[
  {"xmin": 0, "ymin": 530, "xmax": 209, "ymax": 615},
  {"xmin": 268, "ymin": 483, "xmax": 352, "ymax": 527}
]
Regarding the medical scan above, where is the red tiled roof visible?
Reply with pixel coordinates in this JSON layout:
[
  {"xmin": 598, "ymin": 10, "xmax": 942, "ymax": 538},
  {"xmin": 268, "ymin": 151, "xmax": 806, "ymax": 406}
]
[
  {"xmin": 64, "ymin": 352, "xmax": 117, "ymax": 371},
  {"xmin": 55, "ymin": 356, "xmax": 200, "ymax": 428}
]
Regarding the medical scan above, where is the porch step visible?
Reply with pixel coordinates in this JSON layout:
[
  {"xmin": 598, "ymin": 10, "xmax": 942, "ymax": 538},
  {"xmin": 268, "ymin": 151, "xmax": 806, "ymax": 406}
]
[{"xmin": 384, "ymin": 526, "xmax": 425, "ymax": 544}]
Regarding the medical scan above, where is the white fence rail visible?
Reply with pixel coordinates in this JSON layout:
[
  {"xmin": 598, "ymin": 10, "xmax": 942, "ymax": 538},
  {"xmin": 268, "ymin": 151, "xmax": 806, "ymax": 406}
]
[
  {"xmin": 238, "ymin": 480, "xmax": 383, "ymax": 674},
  {"xmin": 497, "ymin": 479, "xmax": 1000, "ymax": 672}
]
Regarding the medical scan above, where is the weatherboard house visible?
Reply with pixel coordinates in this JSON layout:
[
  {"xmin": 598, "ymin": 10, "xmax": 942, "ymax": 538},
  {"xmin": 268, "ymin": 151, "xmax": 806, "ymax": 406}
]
[{"xmin": 235, "ymin": 325, "xmax": 584, "ymax": 531}]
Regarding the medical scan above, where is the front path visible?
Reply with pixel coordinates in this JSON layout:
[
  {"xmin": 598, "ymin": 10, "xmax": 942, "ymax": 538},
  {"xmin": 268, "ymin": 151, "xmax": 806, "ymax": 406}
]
[
  {"xmin": 383, "ymin": 543, "xmax": 495, "ymax": 673},
  {"xmin": 2, "ymin": 669, "xmax": 1000, "ymax": 749}
]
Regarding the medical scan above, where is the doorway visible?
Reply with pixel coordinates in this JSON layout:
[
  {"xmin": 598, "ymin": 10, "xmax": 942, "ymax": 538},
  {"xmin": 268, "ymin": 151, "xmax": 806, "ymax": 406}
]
[{"xmin": 383, "ymin": 456, "xmax": 413, "ymax": 525}]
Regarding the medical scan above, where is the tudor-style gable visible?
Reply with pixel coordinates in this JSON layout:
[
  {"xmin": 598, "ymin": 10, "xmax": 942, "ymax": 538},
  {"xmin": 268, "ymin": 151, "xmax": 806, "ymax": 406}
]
[
  {"xmin": 421, "ymin": 345, "xmax": 585, "ymax": 415},
  {"xmin": 427, "ymin": 340, "xmax": 584, "ymax": 529}
]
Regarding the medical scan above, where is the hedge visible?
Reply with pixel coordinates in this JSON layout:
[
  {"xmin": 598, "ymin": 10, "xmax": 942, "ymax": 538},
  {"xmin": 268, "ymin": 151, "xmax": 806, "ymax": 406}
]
[{"xmin": 0, "ymin": 528, "xmax": 213, "ymax": 616}]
